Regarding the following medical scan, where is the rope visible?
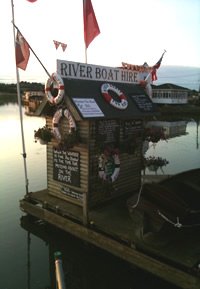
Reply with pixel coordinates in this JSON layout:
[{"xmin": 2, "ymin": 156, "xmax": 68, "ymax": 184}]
[
  {"xmin": 131, "ymin": 177, "xmax": 145, "ymax": 209},
  {"xmin": 157, "ymin": 210, "xmax": 200, "ymax": 228}
]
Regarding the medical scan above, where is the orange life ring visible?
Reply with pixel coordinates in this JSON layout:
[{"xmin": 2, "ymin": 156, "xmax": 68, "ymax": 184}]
[
  {"xmin": 101, "ymin": 83, "xmax": 128, "ymax": 110},
  {"xmin": 45, "ymin": 72, "xmax": 64, "ymax": 105}
]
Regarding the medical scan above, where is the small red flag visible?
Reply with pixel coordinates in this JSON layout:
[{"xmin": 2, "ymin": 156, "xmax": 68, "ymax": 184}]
[
  {"xmin": 83, "ymin": 0, "xmax": 100, "ymax": 48},
  {"xmin": 151, "ymin": 51, "xmax": 166, "ymax": 81},
  {"xmin": 15, "ymin": 30, "xmax": 30, "ymax": 70},
  {"xmin": 53, "ymin": 40, "xmax": 60, "ymax": 49},
  {"xmin": 61, "ymin": 43, "xmax": 67, "ymax": 52}
]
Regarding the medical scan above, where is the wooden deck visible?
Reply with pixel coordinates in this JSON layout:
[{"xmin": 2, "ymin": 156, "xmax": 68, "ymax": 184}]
[{"xmin": 20, "ymin": 189, "xmax": 200, "ymax": 289}]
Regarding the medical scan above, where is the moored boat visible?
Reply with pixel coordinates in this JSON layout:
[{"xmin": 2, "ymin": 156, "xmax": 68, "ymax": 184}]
[
  {"xmin": 23, "ymin": 90, "xmax": 45, "ymax": 115},
  {"xmin": 127, "ymin": 168, "xmax": 200, "ymax": 239}
]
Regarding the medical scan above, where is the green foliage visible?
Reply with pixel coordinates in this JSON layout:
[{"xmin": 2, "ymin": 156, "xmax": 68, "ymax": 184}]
[
  {"xmin": 0, "ymin": 82, "xmax": 44, "ymax": 94},
  {"xmin": 34, "ymin": 125, "xmax": 53, "ymax": 143}
]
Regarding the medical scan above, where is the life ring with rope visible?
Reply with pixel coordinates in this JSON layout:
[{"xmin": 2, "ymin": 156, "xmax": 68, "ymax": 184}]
[
  {"xmin": 101, "ymin": 83, "xmax": 128, "ymax": 110},
  {"xmin": 45, "ymin": 72, "xmax": 65, "ymax": 105},
  {"xmin": 98, "ymin": 148, "xmax": 120, "ymax": 182},
  {"xmin": 52, "ymin": 108, "xmax": 76, "ymax": 141}
]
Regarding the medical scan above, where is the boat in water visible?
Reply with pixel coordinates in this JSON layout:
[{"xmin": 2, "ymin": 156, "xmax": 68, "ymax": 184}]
[
  {"xmin": 127, "ymin": 168, "xmax": 200, "ymax": 243},
  {"xmin": 23, "ymin": 90, "xmax": 45, "ymax": 116}
]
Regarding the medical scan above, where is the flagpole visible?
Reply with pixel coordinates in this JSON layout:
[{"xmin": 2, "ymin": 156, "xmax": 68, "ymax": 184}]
[
  {"xmin": 11, "ymin": 0, "xmax": 29, "ymax": 195},
  {"xmin": 85, "ymin": 46, "xmax": 87, "ymax": 64}
]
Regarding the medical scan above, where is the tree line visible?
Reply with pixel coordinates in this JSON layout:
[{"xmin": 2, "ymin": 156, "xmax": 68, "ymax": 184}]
[{"xmin": 0, "ymin": 81, "xmax": 44, "ymax": 94}]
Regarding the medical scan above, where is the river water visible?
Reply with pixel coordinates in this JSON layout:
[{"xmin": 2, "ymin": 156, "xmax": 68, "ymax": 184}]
[{"xmin": 0, "ymin": 102, "xmax": 199, "ymax": 289}]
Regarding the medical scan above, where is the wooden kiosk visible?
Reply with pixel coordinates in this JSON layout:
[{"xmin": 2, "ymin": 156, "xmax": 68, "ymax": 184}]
[
  {"xmin": 44, "ymin": 60, "xmax": 156, "ymax": 225},
  {"xmin": 20, "ymin": 60, "xmax": 200, "ymax": 289}
]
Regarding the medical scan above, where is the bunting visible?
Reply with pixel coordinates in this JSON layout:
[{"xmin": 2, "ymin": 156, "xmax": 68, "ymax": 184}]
[
  {"xmin": 83, "ymin": 0, "xmax": 100, "ymax": 48},
  {"xmin": 60, "ymin": 43, "xmax": 67, "ymax": 52},
  {"xmin": 53, "ymin": 40, "xmax": 67, "ymax": 52}
]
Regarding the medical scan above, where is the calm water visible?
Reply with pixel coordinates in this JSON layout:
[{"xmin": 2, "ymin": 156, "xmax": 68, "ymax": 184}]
[{"xmin": 0, "ymin": 102, "xmax": 199, "ymax": 289}]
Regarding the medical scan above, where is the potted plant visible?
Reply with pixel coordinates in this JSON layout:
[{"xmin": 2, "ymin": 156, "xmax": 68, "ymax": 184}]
[{"xmin": 34, "ymin": 125, "xmax": 53, "ymax": 144}]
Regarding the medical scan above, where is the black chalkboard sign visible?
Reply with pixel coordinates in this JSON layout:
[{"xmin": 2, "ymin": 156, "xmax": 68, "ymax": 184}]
[
  {"xmin": 131, "ymin": 95, "xmax": 154, "ymax": 112},
  {"xmin": 123, "ymin": 120, "xmax": 142, "ymax": 137},
  {"xmin": 53, "ymin": 149, "xmax": 80, "ymax": 186},
  {"xmin": 96, "ymin": 120, "xmax": 120, "ymax": 143}
]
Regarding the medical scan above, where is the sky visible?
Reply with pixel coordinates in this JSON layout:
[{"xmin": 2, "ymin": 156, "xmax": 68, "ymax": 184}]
[{"xmin": 0, "ymin": 0, "xmax": 200, "ymax": 88}]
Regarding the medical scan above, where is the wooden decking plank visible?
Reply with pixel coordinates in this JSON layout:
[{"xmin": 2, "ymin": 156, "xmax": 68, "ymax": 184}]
[
  {"xmin": 26, "ymin": 190, "xmax": 83, "ymax": 223},
  {"xmin": 20, "ymin": 199, "xmax": 200, "ymax": 289}
]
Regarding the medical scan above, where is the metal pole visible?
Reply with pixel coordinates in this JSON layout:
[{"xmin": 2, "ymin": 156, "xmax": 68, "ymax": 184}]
[
  {"xmin": 54, "ymin": 251, "xmax": 66, "ymax": 289},
  {"xmin": 11, "ymin": 0, "xmax": 29, "ymax": 194}
]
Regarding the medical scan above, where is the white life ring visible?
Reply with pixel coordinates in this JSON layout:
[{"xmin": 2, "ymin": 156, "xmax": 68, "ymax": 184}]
[
  {"xmin": 101, "ymin": 83, "xmax": 128, "ymax": 110},
  {"xmin": 98, "ymin": 152, "xmax": 120, "ymax": 182},
  {"xmin": 45, "ymin": 72, "xmax": 64, "ymax": 105},
  {"xmin": 52, "ymin": 108, "xmax": 76, "ymax": 141}
]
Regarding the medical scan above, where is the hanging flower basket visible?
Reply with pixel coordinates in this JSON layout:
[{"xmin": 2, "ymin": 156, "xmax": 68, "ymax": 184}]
[{"xmin": 34, "ymin": 125, "xmax": 53, "ymax": 144}]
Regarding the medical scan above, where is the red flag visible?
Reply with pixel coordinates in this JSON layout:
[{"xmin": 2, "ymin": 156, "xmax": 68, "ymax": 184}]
[
  {"xmin": 15, "ymin": 30, "xmax": 30, "ymax": 70},
  {"xmin": 61, "ymin": 43, "xmax": 67, "ymax": 52},
  {"xmin": 53, "ymin": 40, "xmax": 60, "ymax": 49},
  {"xmin": 151, "ymin": 51, "xmax": 166, "ymax": 81},
  {"xmin": 83, "ymin": 0, "xmax": 100, "ymax": 48}
]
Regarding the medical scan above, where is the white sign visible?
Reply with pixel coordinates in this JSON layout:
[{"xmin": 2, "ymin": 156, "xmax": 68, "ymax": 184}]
[
  {"xmin": 57, "ymin": 60, "xmax": 139, "ymax": 84},
  {"xmin": 73, "ymin": 98, "xmax": 104, "ymax": 118}
]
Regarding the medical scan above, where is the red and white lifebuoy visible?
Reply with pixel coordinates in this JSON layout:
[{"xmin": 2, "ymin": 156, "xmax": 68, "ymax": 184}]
[
  {"xmin": 98, "ymin": 152, "xmax": 120, "ymax": 182},
  {"xmin": 45, "ymin": 72, "xmax": 65, "ymax": 105},
  {"xmin": 101, "ymin": 83, "xmax": 128, "ymax": 110},
  {"xmin": 52, "ymin": 108, "xmax": 76, "ymax": 141}
]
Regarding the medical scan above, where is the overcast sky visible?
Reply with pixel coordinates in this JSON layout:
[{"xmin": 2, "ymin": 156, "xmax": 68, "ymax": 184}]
[{"xmin": 0, "ymin": 0, "xmax": 200, "ymax": 84}]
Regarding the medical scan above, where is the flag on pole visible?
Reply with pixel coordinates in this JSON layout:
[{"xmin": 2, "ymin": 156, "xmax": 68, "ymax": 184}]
[
  {"xmin": 83, "ymin": 0, "xmax": 100, "ymax": 48},
  {"xmin": 15, "ymin": 30, "xmax": 30, "ymax": 70},
  {"xmin": 151, "ymin": 50, "xmax": 166, "ymax": 81}
]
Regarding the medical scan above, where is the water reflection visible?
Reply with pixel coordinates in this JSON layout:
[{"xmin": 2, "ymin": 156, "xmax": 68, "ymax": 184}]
[
  {"xmin": 20, "ymin": 215, "xmax": 180, "ymax": 289},
  {"xmin": 143, "ymin": 118, "xmax": 200, "ymax": 175},
  {"xmin": 145, "ymin": 120, "xmax": 188, "ymax": 139}
]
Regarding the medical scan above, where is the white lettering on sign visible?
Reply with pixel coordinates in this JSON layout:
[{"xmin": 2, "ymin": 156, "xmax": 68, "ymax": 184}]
[{"xmin": 57, "ymin": 60, "xmax": 138, "ymax": 84}]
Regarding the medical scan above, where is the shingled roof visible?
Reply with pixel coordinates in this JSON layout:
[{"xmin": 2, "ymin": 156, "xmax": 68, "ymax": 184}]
[{"xmin": 152, "ymin": 83, "xmax": 189, "ymax": 90}]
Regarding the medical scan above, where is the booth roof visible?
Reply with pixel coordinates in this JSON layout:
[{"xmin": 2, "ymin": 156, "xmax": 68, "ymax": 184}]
[{"xmin": 63, "ymin": 78, "xmax": 158, "ymax": 120}]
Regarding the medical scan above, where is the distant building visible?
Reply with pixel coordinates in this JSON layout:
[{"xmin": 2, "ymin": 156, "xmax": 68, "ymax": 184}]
[{"xmin": 151, "ymin": 83, "xmax": 189, "ymax": 104}]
